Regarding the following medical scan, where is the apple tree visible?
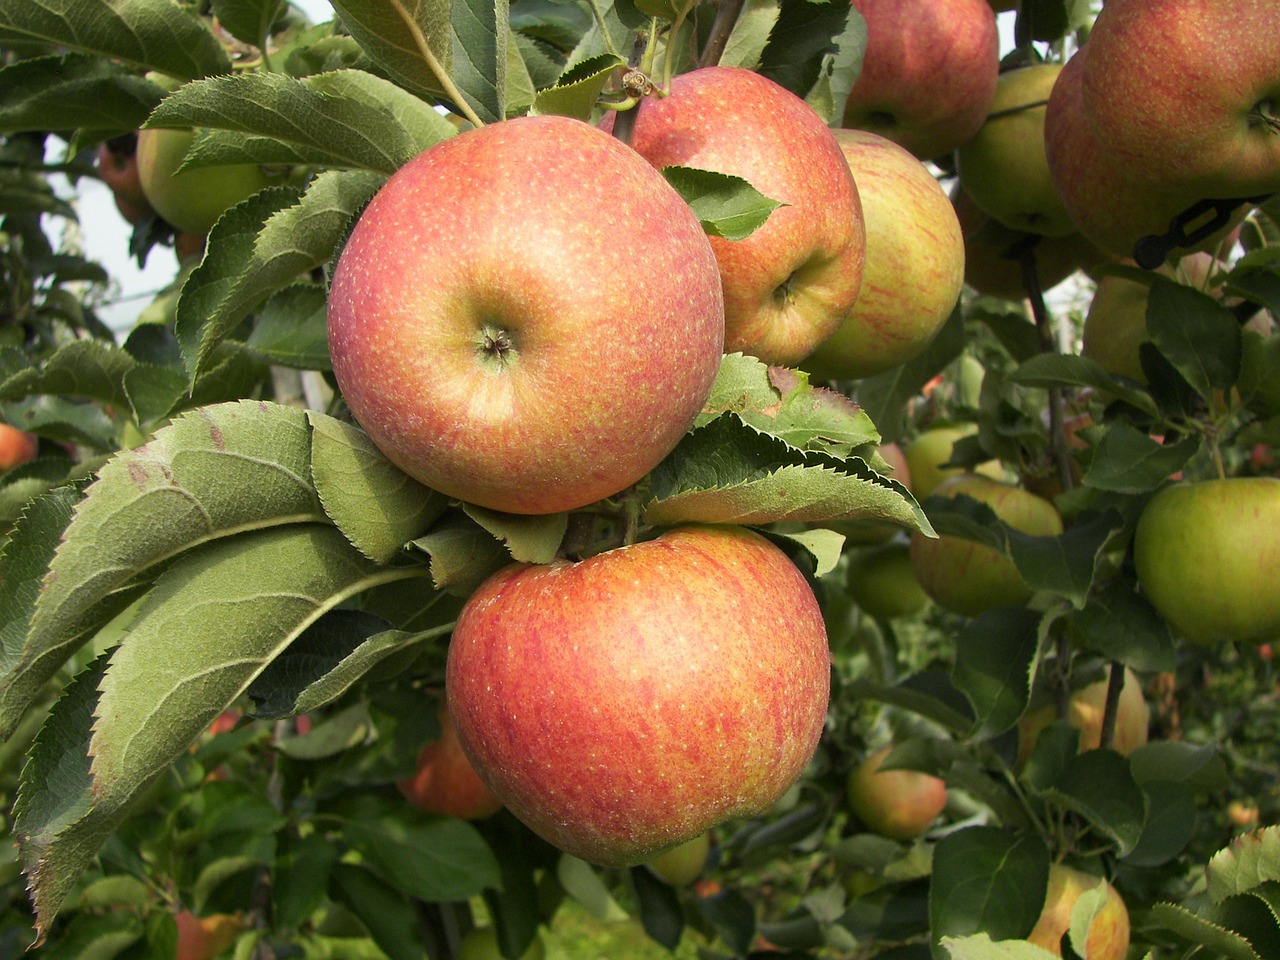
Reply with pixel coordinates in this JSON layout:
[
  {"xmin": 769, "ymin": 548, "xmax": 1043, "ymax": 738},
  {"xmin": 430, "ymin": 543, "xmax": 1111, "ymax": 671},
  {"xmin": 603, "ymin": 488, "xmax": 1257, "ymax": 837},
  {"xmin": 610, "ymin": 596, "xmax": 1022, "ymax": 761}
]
[{"xmin": 1, "ymin": 0, "xmax": 1279, "ymax": 959}]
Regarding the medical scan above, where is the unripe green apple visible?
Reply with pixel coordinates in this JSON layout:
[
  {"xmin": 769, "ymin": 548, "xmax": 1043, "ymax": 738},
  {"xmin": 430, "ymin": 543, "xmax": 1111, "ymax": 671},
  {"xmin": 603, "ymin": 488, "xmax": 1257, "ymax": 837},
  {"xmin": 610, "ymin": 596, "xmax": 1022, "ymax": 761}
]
[
  {"xmin": 1017, "ymin": 667, "xmax": 1149, "ymax": 768},
  {"xmin": 458, "ymin": 927, "xmax": 545, "ymax": 960},
  {"xmin": 956, "ymin": 63, "xmax": 1074, "ymax": 237},
  {"xmin": 846, "ymin": 541, "xmax": 930, "ymax": 621},
  {"xmin": 1134, "ymin": 477, "xmax": 1280, "ymax": 645},
  {"xmin": 136, "ymin": 126, "xmax": 270, "ymax": 234},
  {"xmin": 446, "ymin": 525, "xmax": 830, "ymax": 867},
  {"xmin": 904, "ymin": 424, "xmax": 1003, "ymax": 501},
  {"xmin": 1026, "ymin": 864, "xmax": 1130, "ymax": 960},
  {"xmin": 910, "ymin": 474, "xmax": 1063, "ymax": 617},
  {"xmin": 846, "ymin": 745, "xmax": 947, "ymax": 841},
  {"xmin": 646, "ymin": 831, "xmax": 711, "ymax": 886}
]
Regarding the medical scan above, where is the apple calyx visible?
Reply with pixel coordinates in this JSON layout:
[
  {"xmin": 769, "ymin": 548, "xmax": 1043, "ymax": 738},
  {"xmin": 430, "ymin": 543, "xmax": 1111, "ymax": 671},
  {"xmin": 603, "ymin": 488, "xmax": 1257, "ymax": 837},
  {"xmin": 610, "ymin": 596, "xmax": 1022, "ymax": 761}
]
[
  {"xmin": 476, "ymin": 324, "xmax": 517, "ymax": 369},
  {"xmin": 1250, "ymin": 99, "xmax": 1279, "ymax": 135}
]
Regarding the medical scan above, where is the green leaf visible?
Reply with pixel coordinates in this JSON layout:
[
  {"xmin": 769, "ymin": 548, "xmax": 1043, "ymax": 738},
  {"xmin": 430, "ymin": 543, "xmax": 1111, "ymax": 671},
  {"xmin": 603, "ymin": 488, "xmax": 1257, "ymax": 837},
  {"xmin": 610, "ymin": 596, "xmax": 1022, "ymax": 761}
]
[
  {"xmin": 720, "ymin": 0, "xmax": 781, "ymax": 72},
  {"xmin": 951, "ymin": 607, "xmax": 1041, "ymax": 740},
  {"xmin": 462, "ymin": 505, "xmax": 567, "ymax": 564},
  {"xmin": 246, "ymin": 283, "xmax": 332, "ymax": 371},
  {"xmin": 1007, "ymin": 353, "xmax": 1158, "ymax": 416},
  {"xmin": 531, "ymin": 52, "xmax": 625, "ymax": 120},
  {"xmin": 176, "ymin": 170, "xmax": 386, "ymax": 381},
  {"xmin": 941, "ymin": 933, "xmax": 1059, "ymax": 960},
  {"xmin": 802, "ymin": 0, "xmax": 865, "ymax": 124},
  {"xmin": 930, "ymin": 827, "xmax": 1050, "ymax": 947},
  {"xmin": 1209, "ymin": 827, "xmax": 1280, "ymax": 903},
  {"xmin": 630, "ymin": 865, "xmax": 684, "ymax": 951},
  {"xmin": 1128, "ymin": 740, "xmax": 1226, "ymax": 790},
  {"xmin": 0, "ymin": 54, "xmax": 163, "ymax": 134},
  {"xmin": 661, "ymin": 166, "xmax": 786, "ymax": 241},
  {"xmin": 1145, "ymin": 277, "xmax": 1242, "ymax": 395},
  {"xmin": 842, "ymin": 678, "xmax": 974, "ymax": 738},
  {"xmin": 274, "ymin": 833, "xmax": 340, "ymax": 930},
  {"xmin": 1149, "ymin": 902, "xmax": 1261, "ymax": 960},
  {"xmin": 1125, "ymin": 779, "xmax": 1198, "ymax": 868},
  {"xmin": 0, "ymin": 0, "xmax": 233, "ymax": 80},
  {"xmin": 1082, "ymin": 423, "xmax": 1200, "ymax": 494},
  {"xmin": 145, "ymin": 71, "xmax": 457, "ymax": 173},
  {"xmin": 0, "ymin": 338, "xmax": 140, "ymax": 413},
  {"xmin": 699, "ymin": 354, "xmax": 882, "ymax": 460},
  {"xmin": 558, "ymin": 854, "xmax": 629, "ymax": 922},
  {"xmin": 1067, "ymin": 575, "xmax": 1177, "ymax": 672},
  {"xmin": 338, "ymin": 795, "xmax": 502, "ymax": 901},
  {"xmin": 308, "ymin": 411, "xmax": 447, "ymax": 564},
  {"xmin": 771, "ymin": 527, "xmax": 845, "ymax": 578},
  {"xmin": 0, "ymin": 401, "xmax": 325, "ymax": 738},
  {"xmin": 1041, "ymin": 750, "xmax": 1146, "ymax": 856},
  {"xmin": 329, "ymin": 862, "xmax": 431, "ymax": 960},
  {"xmin": 409, "ymin": 514, "xmax": 511, "ymax": 596},
  {"xmin": 211, "ymin": 0, "xmax": 287, "ymax": 48},
  {"xmin": 854, "ymin": 310, "xmax": 966, "ymax": 443},
  {"xmin": 757, "ymin": 0, "xmax": 858, "ymax": 103}
]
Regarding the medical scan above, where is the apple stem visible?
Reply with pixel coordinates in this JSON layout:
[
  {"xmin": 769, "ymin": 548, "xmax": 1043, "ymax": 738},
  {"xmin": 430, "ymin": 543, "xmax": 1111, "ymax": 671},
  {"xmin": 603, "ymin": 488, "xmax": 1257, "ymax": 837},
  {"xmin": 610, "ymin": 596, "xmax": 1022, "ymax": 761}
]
[
  {"xmin": 699, "ymin": 0, "xmax": 746, "ymax": 69},
  {"xmin": 584, "ymin": 0, "xmax": 625, "ymax": 60},
  {"xmin": 1098, "ymin": 661, "xmax": 1125, "ymax": 752}
]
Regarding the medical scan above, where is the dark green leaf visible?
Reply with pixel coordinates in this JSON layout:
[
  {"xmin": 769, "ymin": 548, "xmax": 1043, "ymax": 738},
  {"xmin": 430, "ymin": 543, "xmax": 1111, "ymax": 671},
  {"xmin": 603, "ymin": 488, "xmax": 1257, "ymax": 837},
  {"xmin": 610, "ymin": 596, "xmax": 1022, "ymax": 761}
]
[
  {"xmin": 630, "ymin": 864, "xmax": 684, "ymax": 951},
  {"xmin": 930, "ymin": 827, "xmax": 1050, "ymax": 947},
  {"xmin": 661, "ymin": 166, "xmax": 786, "ymax": 241},
  {"xmin": 1067, "ymin": 575, "xmax": 1177, "ymax": 672},
  {"xmin": 0, "ymin": 54, "xmax": 163, "ymax": 134},
  {"xmin": 1042, "ymin": 749, "xmax": 1146, "ymax": 856},
  {"xmin": 952, "ymin": 607, "xmax": 1041, "ymax": 740},
  {"xmin": 1125, "ymin": 779, "xmax": 1197, "ymax": 868},
  {"xmin": 1082, "ymin": 423, "xmax": 1199, "ymax": 494},
  {"xmin": 1145, "ymin": 277, "xmax": 1242, "ymax": 395}
]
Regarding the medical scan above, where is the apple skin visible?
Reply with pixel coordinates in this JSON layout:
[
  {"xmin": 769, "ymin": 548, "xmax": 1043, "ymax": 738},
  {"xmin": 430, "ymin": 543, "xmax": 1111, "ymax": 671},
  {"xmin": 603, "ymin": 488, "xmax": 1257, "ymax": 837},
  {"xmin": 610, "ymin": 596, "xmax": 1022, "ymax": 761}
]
[
  {"xmin": 846, "ymin": 745, "xmax": 947, "ymax": 842},
  {"xmin": 136, "ymin": 127, "xmax": 270, "ymax": 235},
  {"xmin": 611, "ymin": 66, "xmax": 865, "ymax": 366},
  {"xmin": 398, "ymin": 699, "xmax": 504, "ymax": 820},
  {"xmin": 646, "ymin": 831, "xmax": 712, "ymax": 886},
  {"xmin": 846, "ymin": 541, "xmax": 930, "ymax": 621},
  {"xmin": 458, "ymin": 927, "xmax": 546, "ymax": 960},
  {"xmin": 0, "ymin": 423, "xmax": 39, "ymax": 471},
  {"xmin": 327, "ymin": 115, "xmax": 725, "ymax": 515},
  {"xmin": 802, "ymin": 130, "xmax": 964, "ymax": 380},
  {"xmin": 1045, "ymin": 47, "xmax": 1251, "ymax": 265},
  {"xmin": 1017, "ymin": 667, "xmax": 1150, "ymax": 768},
  {"xmin": 445, "ymin": 525, "xmax": 831, "ymax": 867},
  {"xmin": 842, "ymin": 0, "xmax": 1000, "ymax": 161},
  {"xmin": 1026, "ymin": 863, "xmax": 1130, "ymax": 960},
  {"xmin": 904, "ymin": 424, "xmax": 1003, "ymax": 501},
  {"xmin": 174, "ymin": 910, "xmax": 241, "ymax": 960},
  {"xmin": 96, "ymin": 137, "xmax": 154, "ymax": 223},
  {"xmin": 955, "ymin": 63, "xmax": 1074, "ymax": 238},
  {"xmin": 1081, "ymin": 0, "xmax": 1280, "ymax": 198},
  {"xmin": 910, "ymin": 474, "xmax": 1063, "ymax": 617},
  {"xmin": 1133, "ymin": 477, "xmax": 1280, "ymax": 645}
]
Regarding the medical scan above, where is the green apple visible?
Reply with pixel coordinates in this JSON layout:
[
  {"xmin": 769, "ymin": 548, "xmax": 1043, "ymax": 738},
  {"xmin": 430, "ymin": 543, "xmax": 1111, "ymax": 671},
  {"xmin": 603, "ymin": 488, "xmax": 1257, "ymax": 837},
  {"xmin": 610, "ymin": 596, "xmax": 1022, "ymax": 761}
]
[
  {"xmin": 1134, "ymin": 477, "xmax": 1280, "ymax": 645},
  {"xmin": 646, "ymin": 831, "xmax": 711, "ymax": 886},
  {"xmin": 846, "ymin": 745, "xmax": 947, "ymax": 841},
  {"xmin": 803, "ymin": 129, "xmax": 964, "ymax": 380},
  {"xmin": 1082, "ymin": 0, "xmax": 1280, "ymax": 198},
  {"xmin": 956, "ymin": 63, "xmax": 1075, "ymax": 237},
  {"xmin": 1045, "ymin": 47, "xmax": 1252, "ymax": 265},
  {"xmin": 614, "ymin": 66, "xmax": 865, "ymax": 366},
  {"xmin": 397, "ymin": 698, "xmax": 503, "ymax": 820},
  {"xmin": 445, "ymin": 525, "xmax": 831, "ymax": 867},
  {"xmin": 904, "ymin": 424, "xmax": 1004, "ymax": 501},
  {"xmin": 1026, "ymin": 863, "xmax": 1130, "ymax": 960},
  {"xmin": 136, "ymin": 126, "xmax": 270, "ymax": 235},
  {"xmin": 910, "ymin": 474, "xmax": 1063, "ymax": 616},
  {"xmin": 846, "ymin": 541, "xmax": 930, "ymax": 621},
  {"xmin": 458, "ymin": 927, "xmax": 545, "ymax": 960},
  {"xmin": 327, "ymin": 115, "xmax": 725, "ymax": 515},
  {"xmin": 1017, "ymin": 667, "xmax": 1150, "ymax": 768},
  {"xmin": 842, "ymin": 0, "xmax": 1000, "ymax": 161}
]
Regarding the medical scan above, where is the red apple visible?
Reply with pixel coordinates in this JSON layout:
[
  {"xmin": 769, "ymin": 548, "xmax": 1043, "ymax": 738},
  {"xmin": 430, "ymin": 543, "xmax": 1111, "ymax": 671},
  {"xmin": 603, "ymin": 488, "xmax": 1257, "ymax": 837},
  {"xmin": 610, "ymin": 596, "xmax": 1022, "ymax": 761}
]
[
  {"xmin": 327, "ymin": 115, "xmax": 725, "ymax": 515},
  {"xmin": 398, "ymin": 698, "xmax": 503, "ymax": 820},
  {"xmin": 95, "ymin": 136, "xmax": 154, "ymax": 223},
  {"xmin": 846, "ymin": 745, "xmax": 947, "ymax": 841},
  {"xmin": 910, "ymin": 474, "xmax": 1063, "ymax": 617},
  {"xmin": 842, "ymin": 0, "xmax": 1000, "ymax": 161},
  {"xmin": 1133, "ymin": 477, "xmax": 1280, "ymax": 646},
  {"xmin": 445, "ymin": 525, "xmax": 831, "ymax": 866},
  {"xmin": 611, "ymin": 66, "xmax": 865, "ymax": 366},
  {"xmin": 803, "ymin": 129, "xmax": 964, "ymax": 380},
  {"xmin": 137, "ymin": 126, "xmax": 270, "ymax": 235},
  {"xmin": 1081, "ymin": 0, "xmax": 1280, "ymax": 198},
  {"xmin": 0, "ymin": 423, "xmax": 39, "ymax": 471},
  {"xmin": 174, "ymin": 910, "xmax": 241, "ymax": 960},
  {"xmin": 1026, "ymin": 864, "xmax": 1130, "ymax": 960}
]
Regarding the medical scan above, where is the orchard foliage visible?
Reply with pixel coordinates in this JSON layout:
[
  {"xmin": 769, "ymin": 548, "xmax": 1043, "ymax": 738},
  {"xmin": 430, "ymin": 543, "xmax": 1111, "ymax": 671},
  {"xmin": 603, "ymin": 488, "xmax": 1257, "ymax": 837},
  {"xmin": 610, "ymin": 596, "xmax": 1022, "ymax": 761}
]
[{"xmin": 0, "ymin": 0, "xmax": 1278, "ymax": 959}]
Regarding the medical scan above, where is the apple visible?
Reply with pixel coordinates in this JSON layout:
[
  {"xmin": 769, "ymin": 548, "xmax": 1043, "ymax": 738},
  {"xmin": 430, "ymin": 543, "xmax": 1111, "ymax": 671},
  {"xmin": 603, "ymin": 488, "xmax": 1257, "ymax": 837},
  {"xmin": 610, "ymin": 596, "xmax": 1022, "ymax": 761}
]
[
  {"xmin": 458, "ymin": 927, "xmax": 546, "ymax": 960},
  {"xmin": 903, "ymin": 424, "xmax": 1004, "ymax": 501},
  {"xmin": 802, "ymin": 129, "xmax": 964, "ymax": 380},
  {"xmin": 842, "ymin": 0, "xmax": 1000, "ymax": 161},
  {"xmin": 611, "ymin": 66, "xmax": 865, "ymax": 366},
  {"xmin": 951, "ymin": 183, "xmax": 1108, "ymax": 301},
  {"xmin": 174, "ymin": 910, "xmax": 241, "ymax": 960},
  {"xmin": 910, "ymin": 474, "xmax": 1063, "ymax": 617},
  {"xmin": 646, "ymin": 831, "xmax": 712, "ymax": 886},
  {"xmin": 955, "ymin": 63, "xmax": 1075, "ymax": 237},
  {"xmin": 445, "ymin": 525, "xmax": 831, "ymax": 866},
  {"xmin": 398, "ymin": 698, "xmax": 504, "ymax": 820},
  {"xmin": 1017, "ymin": 667, "xmax": 1150, "ymax": 768},
  {"xmin": 1133, "ymin": 477, "xmax": 1280, "ymax": 645},
  {"xmin": 1081, "ymin": 0, "xmax": 1280, "ymax": 198},
  {"xmin": 95, "ymin": 136, "xmax": 153, "ymax": 223},
  {"xmin": 846, "ymin": 541, "xmax": 930, "ymax": 621},
  {"xmin": 136, "ymin": 126, "xmax": 270, "ymax": 235},
  {"xmin": 1045, "ymin": 47, "xmax": 1251, "ymax": 265},
  {"xmin": 327, "ymin": 114, "xmax": 725, "ymax": 515},
  {"xmin": 846, "ymin": 745, "xmax": 947, "ymax": 841},
  {"xmin": 0, "ymin": 423, "xmax": 39, "ymax": 471},
  {"xmin": 1026, "ymin": 863, "xmax": 1130, "ymax": 960}
]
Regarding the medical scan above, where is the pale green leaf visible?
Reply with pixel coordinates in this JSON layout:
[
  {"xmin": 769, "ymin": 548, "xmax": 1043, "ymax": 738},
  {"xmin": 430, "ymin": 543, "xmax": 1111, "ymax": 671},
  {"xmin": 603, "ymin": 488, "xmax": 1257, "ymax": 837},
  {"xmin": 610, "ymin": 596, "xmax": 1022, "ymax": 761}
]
[
  {"xmin": 409, "ymin": 515, "xmax": 510, "ymax": 596},
  {"xmin": 246, "ymin": 283, "xmax": 332, "ymax": 371},
  {"xmin": 661, "ymin": 166, "xmax": 785, "ymax": 241},
  {"xmin": 719, "ymin": 0, "xmax": 780, "ymax": 72},
  {"xmin": 308, "ymin": 411, "xmax": 448, "ymax": 563},
  {"xmin": 1149, "ymin": 902, "xmax": 1262, "ymax": 960},
  {"xmin": 941, "ymin": 933, "xmax": 1059, "ymax": 960},
  {"xmin": 1209, "ymin": 828, "xmax": 1280, "ymax": 904},
  {"xmin": 531, "ymin": 52, "xmax": 625, "ymax": 120},
  {"xmin": 462, "ymin": 505, "xmax": 567, "ymax": 564}
]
